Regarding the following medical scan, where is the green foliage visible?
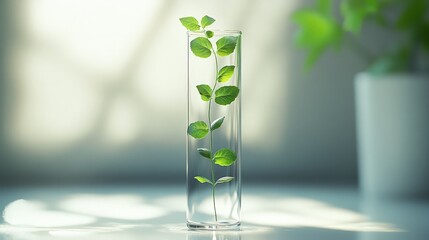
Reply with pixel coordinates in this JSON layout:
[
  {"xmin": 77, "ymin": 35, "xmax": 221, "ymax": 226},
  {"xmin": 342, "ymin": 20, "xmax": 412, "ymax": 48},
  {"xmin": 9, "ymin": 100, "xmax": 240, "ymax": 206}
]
[
  {"xmin": 210, "ymin": 116, "xmax": 225, "ymax": 131},
  {"xmin": 341, "ymin": 0, "xmax": 381, "ymax": 34},
  {"xmin": 205, "ymin": 30, "xmax": 214, "ymax": 38},
  {"xmin": 216, "ymin": 36, "xmax": 239, "ymax": 56},
  {"xmin": 196, "ymin": 84, "xmax": 212, "ymax": 101},
  {"xmin": 217, "ymin": 66, "xmax": 235, "ymax": 83},
  {"xmin": 180, "ymin": 17, "xmax": 200, "ymax": 31},
  {"xmin": 190, "ymin": 37, "xmax": 212, "ymax": 58},
  {"xmin": 187, "ymin": 121, "xmax": 209, "ymax": 139},
  {"xmin": 396, "ymin": 0, "xmax": 425, "ymax": 30},
  {"xmin": 201, "ymin": 15, "xmax": 216, "ymax": 28},
  {"xmin": 292, "ymin": 0, "xmax": 429, "ymax": 73},
  {"xmin": 194, "ymin": 176, "xmax": 213, "ymax": 184},
  {"xmin": 197, "ymin": 148, "xmax": 212, "ymax": 159},
  {"xmin": 214, "ymin": 148, "xmax": 237, "ymax": 166},
  {"xmin": 292, "ymin": 9, "xmax": 342, "ymax": 68},
  {"xmin": 215, "ymin": 86, "xmax": 239, "ymax": 105},
  {"xmin": 215, "ymin": 176, "xmax": 234, "ymax": 185}
]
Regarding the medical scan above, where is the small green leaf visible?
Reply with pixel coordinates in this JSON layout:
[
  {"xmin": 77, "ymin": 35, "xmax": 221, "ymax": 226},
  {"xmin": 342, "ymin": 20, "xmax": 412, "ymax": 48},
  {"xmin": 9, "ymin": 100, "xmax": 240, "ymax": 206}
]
[
  {"xmin": 292, "ymin": 10, "xmax": 342, "ymax": 48},
  {"xmin": 211, "ymin": 116, "xmax": 225, "ymax": 131},
  {"xmin": 205, "ymin": 30, "xmax": 214, "ymax": 38},
  {"xmin": 196, "ymin": 84, "xmax": 212, "ymax": 101},
  {"xmin": 215, "ymin": 86, "xmax": 239, "ymax": 105},
  {"xmin": 187, "ymin": 121, "xmax": 209, "ymax": 139},
  {"xmin": 201, "ymin": 15, "xmax": 215, "ymax": 28},
  {"xmin": 197, "ymin": 148, "xmax": 212, "ymax": 159},
  {"xmin": 341, "ymin": 0, "xmax": 380, "ymax": 34},
  {"xmin": 190, "ymin": 37, "xmax": 212, "ymax": 58},
  {"xmin": 217, "ymin": 66, "xmax": 235, "ymax": 83},
  {"xmin": 179, "ymin": 17, "xmax": 201, "ymax": 31},
  {"xmin": 213, "ymin": 148, "xmax": 237, "ymax": 166},
  {"xmin": 292, "ymin": 9, "xmax": 342, "ymax": 69},
  {"xmin": 215, "ymin": 176, "xmax": 235, "ymax": 185},
  {"xmin": 194, "ymin": 176, "xmax": 213, "ymax": 185},
  {"xmin": 216, "ymin": 36, "xmax": 238, "ymax": 56}
]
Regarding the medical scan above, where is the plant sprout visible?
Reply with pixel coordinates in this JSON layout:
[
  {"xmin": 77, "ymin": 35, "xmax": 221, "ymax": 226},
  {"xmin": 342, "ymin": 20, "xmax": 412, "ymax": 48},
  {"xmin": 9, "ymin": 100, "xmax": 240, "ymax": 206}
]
[{"xmin": 180, "ymin": 15, "xmax": 239, "ymax": 222}]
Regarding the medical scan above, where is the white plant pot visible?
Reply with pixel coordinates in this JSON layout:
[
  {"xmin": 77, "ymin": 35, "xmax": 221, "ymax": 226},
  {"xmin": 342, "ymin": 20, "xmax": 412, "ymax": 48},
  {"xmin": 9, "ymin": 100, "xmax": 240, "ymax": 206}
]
[{"xmin": 355, "ymin": 73, "xmax": 429, "ymax": 198}]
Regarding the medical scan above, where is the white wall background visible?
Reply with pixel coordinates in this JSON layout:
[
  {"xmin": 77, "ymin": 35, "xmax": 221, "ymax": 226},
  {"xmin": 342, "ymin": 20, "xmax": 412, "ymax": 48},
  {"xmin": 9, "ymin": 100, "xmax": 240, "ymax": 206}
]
[{"xmin": 0, "ymin": 0, "xmax": 391, "ymax": 185}]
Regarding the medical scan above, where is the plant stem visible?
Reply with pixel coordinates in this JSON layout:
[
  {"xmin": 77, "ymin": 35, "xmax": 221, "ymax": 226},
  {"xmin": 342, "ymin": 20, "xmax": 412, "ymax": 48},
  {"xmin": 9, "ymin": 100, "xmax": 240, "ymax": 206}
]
[
  {"xmin": 208, "ymin": 49, "xmax": 219, "ymax": 222},
  {"xmin": 208, "ymin": 98, "xmax": 218, "ymax": 222}
]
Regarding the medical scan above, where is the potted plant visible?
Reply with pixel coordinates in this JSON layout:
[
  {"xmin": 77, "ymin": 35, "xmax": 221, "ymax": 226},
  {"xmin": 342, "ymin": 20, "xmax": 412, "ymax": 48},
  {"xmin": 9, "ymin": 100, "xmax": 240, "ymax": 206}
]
[{"xmin": 292, "ymin": 0, "xmax": 429, "ymax": 198}]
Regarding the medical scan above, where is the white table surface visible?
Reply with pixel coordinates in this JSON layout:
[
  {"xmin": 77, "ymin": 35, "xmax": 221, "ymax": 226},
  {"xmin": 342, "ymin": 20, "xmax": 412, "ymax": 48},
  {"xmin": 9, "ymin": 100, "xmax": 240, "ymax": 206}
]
[{"xmin": 0, "ymin": 184, "xmax": 427, "ymax": 240}]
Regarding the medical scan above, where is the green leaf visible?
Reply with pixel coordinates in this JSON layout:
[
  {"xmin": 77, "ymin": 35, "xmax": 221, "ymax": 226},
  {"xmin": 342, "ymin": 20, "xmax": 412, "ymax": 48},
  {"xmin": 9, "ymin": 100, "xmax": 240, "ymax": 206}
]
[
  {"xmin": 211, "ymin": 116, "xmax": 225, "ymax": 131},
  {"xmin": 292, "ymin": 10, "xmax": 342, "ymax": 49},
  {"xmin": 205, "ymin": 30, "xmax": 214, "ymax": 38},
  {"xmin": 214, "ymin": 148, "xmax": 237, "ymax": 166},
  {"xmin": 217, "ymin": 66, "xmax": 235, "ymax": 83},
  {"xmin": 215, "ymin": 86, "xmax": 239, "ymax": 105},
  {"xmin": 187, "ymin": 121, "xmax": 209, "ymax": 139},
  {"xmin": 341, "ymin": 0, "xmax": 380, "ymax": 34},
  {"xmin": 194, "ymin": 176, "xmax": 213, "ymax": 185},
  {"xmin": 190, "ymin": 37, "xmax": 212, "ymax": 58},
  {"xmin": 179, "ymin": 17, "xmax": 201, "ymax": 31},
  {"xmin": 292, "ymin": 9, "xmax": 342, "ymax": 69},
  {"xmin": 201, "ymin": 15, "xmax": 215, "ymax": 28},
  {"xmin": 215, "ymin": 176, "xmax": 235, "ymax": 185},
  {"xmin": 196, "ymin": 84, "xmax": 212, "ymax": 101},
  {"xmin": 216, "ymin": 36, "xmax": 238, "ymax": 56},
  {"xmin": 197, "ymin": 148, "xmax": 212, "ymax": 159},
  {"xmin": 316, "ymin": 0, "xmax": 332, "ymax": 15},
  {"xmin": 396, "ymin": 0, "xmax": 426, "ymax": 30}
]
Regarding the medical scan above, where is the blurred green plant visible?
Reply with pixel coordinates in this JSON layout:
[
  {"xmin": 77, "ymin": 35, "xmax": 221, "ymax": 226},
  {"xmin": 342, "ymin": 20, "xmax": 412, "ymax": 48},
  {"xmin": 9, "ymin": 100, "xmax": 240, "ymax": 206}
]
[{"xmin": 292, "ymin": 0, "xmax": 429, "ymax": 74}]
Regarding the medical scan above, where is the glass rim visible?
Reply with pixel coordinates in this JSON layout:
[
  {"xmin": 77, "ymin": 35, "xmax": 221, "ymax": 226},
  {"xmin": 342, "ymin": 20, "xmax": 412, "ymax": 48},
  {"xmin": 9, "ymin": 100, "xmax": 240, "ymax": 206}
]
[{"xmin": 187, "ymin": 30, "xmax": 242, "ymax": 36}]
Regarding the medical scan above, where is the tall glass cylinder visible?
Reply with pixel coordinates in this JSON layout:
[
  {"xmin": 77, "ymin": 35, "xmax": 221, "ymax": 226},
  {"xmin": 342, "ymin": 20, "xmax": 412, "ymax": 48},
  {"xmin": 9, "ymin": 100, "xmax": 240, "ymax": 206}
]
[{"xmin": 187, "ymin": 30, "xmax": 241, "ymax": 230}]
